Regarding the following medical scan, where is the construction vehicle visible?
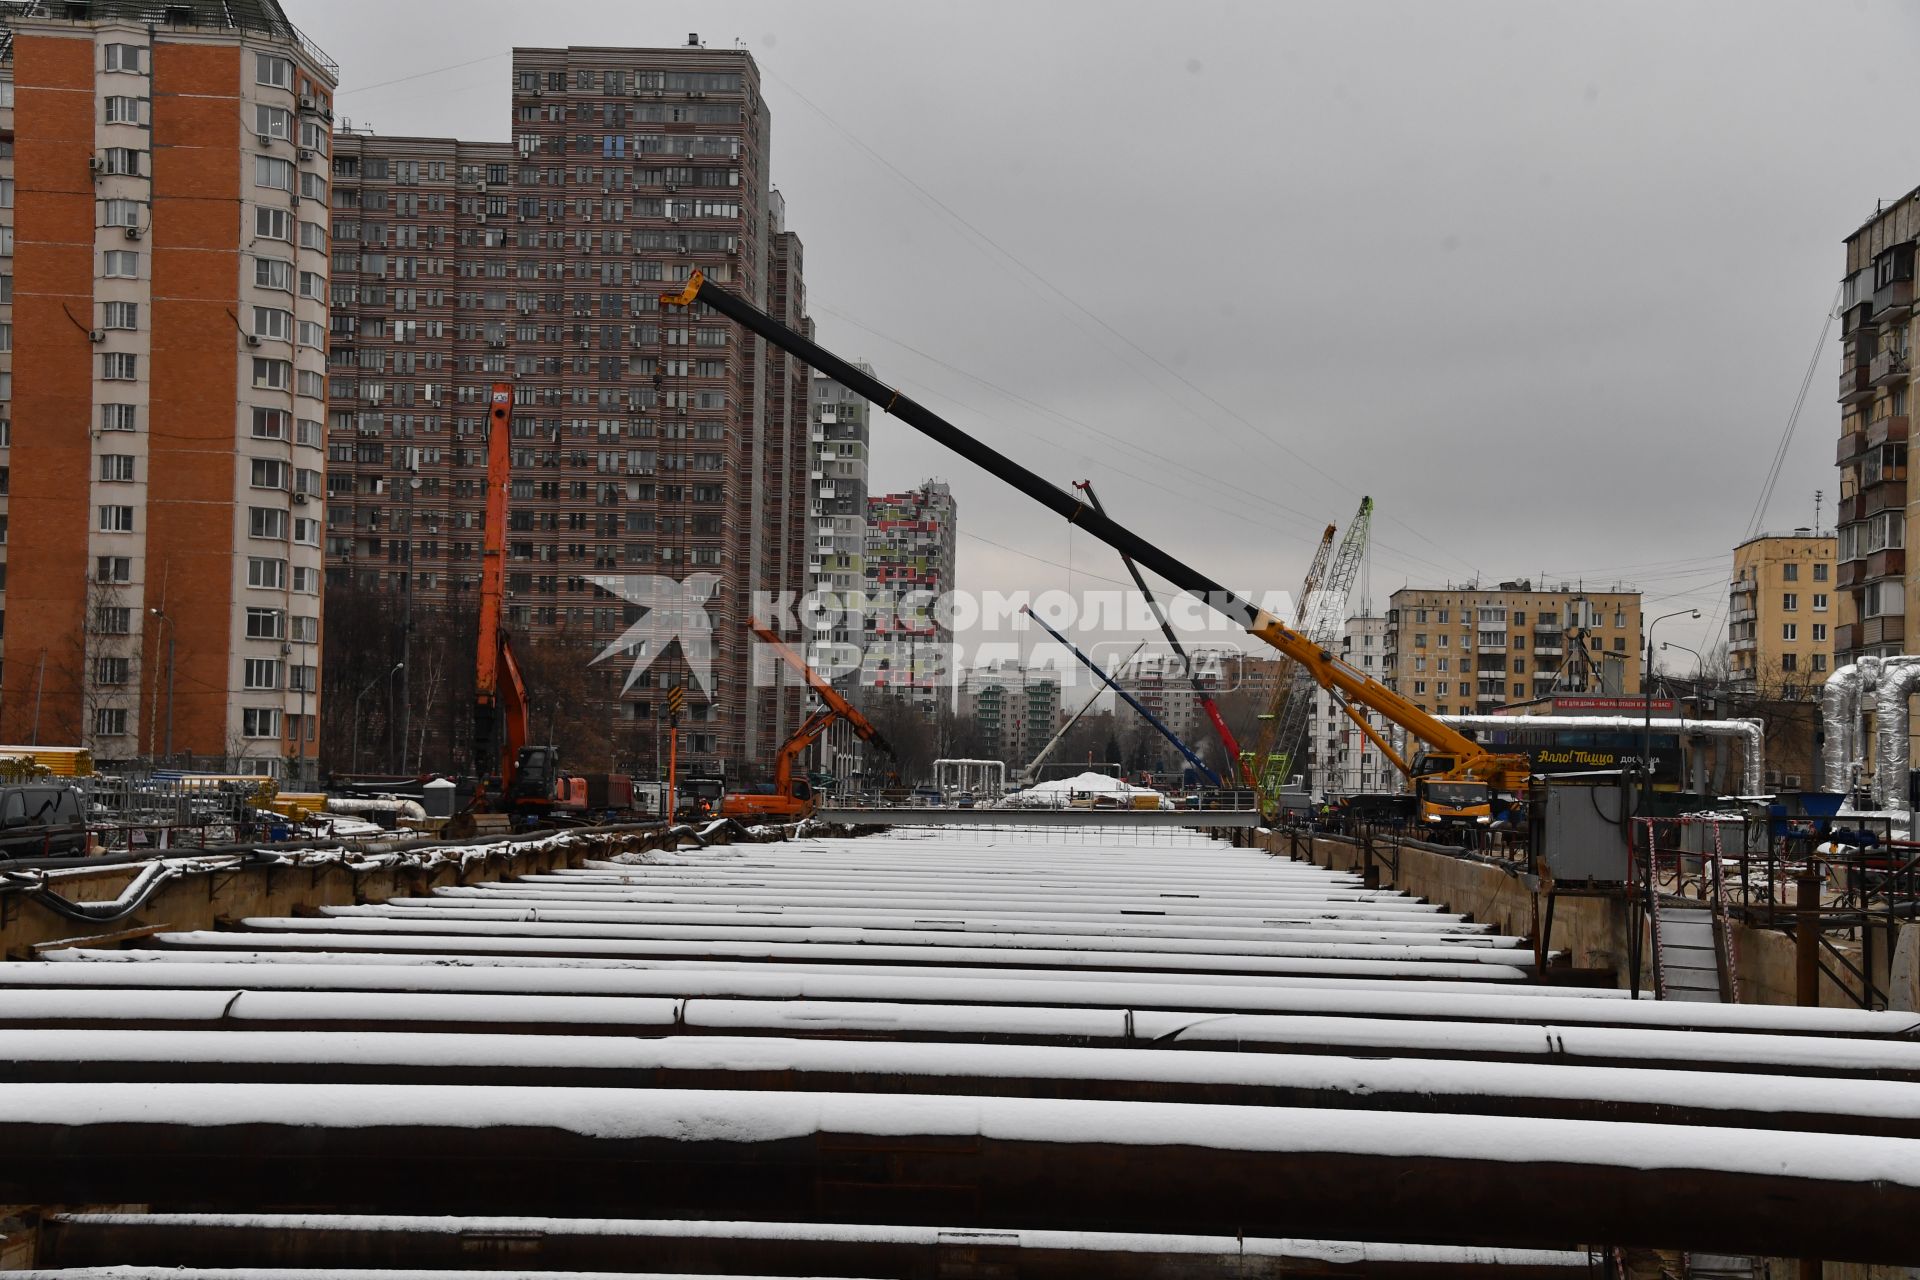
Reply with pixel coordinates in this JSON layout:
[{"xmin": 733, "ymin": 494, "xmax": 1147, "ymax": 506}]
[
  {"xmin": 1241, "ymin": 522, "xmax": 1334, "ymax": 795},
  {"xmin": 664, "ymin": 271, "xmax": 1528, "ymax": 813},
  {"xmin": 718, "ymin": 620, "xmax": 892, "ymax": 822},
  {"xmin": 1246, "ymin": 498, "xmax": 1378, "ymax": 819},
  {"xmin": 1020, "ymin": 605, "xmax": 1221, "ymax": 788},
  {"xmin": 1073, "ymin": 481, "xmax": 1245, "ymax": 781},
  {"xmin": 467, "ymin": 383, "xmax": 587, "ymax": 823}
]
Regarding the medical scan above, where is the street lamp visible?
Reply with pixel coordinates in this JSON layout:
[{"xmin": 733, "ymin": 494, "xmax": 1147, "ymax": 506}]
[
  {"xmin": 352, "ymin": 662, "xmax": 403, "ymax": 776},
  {"xmin": 1643, "ymin": 610, "xmax": 1701, "ymax": 816},
  {"xmin": 147, "ymin": 607, "xmax": 174, "ymax": 761}
]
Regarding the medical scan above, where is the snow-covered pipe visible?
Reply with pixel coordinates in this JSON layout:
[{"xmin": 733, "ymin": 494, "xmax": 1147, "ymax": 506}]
[
  {"xmin": 1438, "ymin": 714, "xmax": 1764, "ymax": 796},
  {"xmin": 325, "ymin": 796, "xmax": 428, "ymax": 822},
  {"xmin": 1875, "ymin": 661, "xmax": 1920, "ymax": 808}
]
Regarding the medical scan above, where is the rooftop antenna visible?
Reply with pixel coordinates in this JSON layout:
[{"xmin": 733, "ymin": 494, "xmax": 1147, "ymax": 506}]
[{"xmin": 1814, "ymin": 489, "xmax": 1824, "ymax": 537}]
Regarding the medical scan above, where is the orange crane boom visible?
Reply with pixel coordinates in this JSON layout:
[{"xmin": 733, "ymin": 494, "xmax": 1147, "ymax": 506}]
[
  {"xmin": 472, "ymin": 383, "xmax": 531, "ymax": 792},
  {"xmin": 721, "ymin": 620, "xmax": 891, "ymax": 821}
]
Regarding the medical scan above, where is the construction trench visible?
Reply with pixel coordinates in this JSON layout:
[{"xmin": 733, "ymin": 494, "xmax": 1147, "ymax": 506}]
[{"xmin": 0, "ymin": 816, "xmax": 1917, "ymax": 1279}]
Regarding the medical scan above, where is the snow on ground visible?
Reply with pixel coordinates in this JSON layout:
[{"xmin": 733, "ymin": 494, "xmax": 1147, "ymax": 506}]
[{"xmin": 997, "ymin": 770, "xmax": 1167, "ymax": 809}]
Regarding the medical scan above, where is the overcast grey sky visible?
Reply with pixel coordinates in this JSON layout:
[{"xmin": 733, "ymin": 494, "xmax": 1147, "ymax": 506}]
[{"xmin": 296, "ymin": 0, "xmax": 1919, "ymax": 666}]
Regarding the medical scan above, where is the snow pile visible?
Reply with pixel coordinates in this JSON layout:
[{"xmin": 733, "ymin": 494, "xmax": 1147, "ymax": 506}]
[{"xmin": 998, "ymin": 771, "xmax": 1167, "ymax": 810}]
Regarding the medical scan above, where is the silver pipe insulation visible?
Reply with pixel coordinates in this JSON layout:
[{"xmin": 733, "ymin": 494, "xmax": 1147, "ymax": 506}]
[
  {"xmin": 1437, "ymin": 714, "xmax": 1764, "ymax": 796},
  {"xmin": 1875, "ymin": 661, "xmax": 1920, "ymax": 808}
]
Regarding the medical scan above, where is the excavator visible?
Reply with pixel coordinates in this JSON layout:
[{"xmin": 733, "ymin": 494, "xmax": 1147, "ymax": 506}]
[
  {"xmin": 662, "ymin": 271, "xmax": 1529, "ymax": 817},
  {"xmin": 720, "ymin": 620, "xmax": 893, "ymax": 822},
  {"xmin": 468, "ymin": 382, "xmax": 587, "ymax": 822}
]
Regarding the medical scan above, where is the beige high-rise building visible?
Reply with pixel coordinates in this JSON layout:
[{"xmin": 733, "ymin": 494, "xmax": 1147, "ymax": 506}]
[
  {"xmin": 1728, "ymin": 531, "xmax": 1842, "ymax": 691},
  {"xmin": 1384, "ymin": 582, "xmax": 1643, "ymax": 716}
]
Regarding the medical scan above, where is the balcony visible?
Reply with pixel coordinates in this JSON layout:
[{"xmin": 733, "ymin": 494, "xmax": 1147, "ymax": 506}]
[
  {"xmin": 1872, "ymin": 349, "xmax": 1913, "ymax": 388},
  {"xmin": 1864, "ymin": 615, "xmax": 1906, "ymax": 647},
  {"xmin": 1863, "ymin": 481, "xmax": 1904, "ymax": 517},
  {"xmin": 1836, "ymin": 622, "xmax": 1858, "ymax": 654},
  {"xmin": 1873, "ymin": 276, "xmax": 1916, "ymax": 323},
  {"xmin": 1839, "ymin": 429, "xmax": 1868, "ymax": 464},
  {"xmin": 1868, "ymin": 414, "xmax": 1909, "ymax": 450},
  {"xmin": 1728, "ymin": 606, "xmax": 1755, "ymax": 625},
  {"xmin": 1838, "ymin": 492, "xmax": 1867, "ymax": 525},
  {"xmin": 1839, "ymin": 364, "xmax": 1873, "ymax": 403},
  {"xmin": 1729, "ymin": 637, "xmax": 1756, "ymax": 654},
  {"xmin": 1867, "ymin": 547, "xmax": 1906, "ymax": 582}
]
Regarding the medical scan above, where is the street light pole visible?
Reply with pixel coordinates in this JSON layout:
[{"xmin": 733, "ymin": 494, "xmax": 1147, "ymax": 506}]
[
  {"xmin": 353, "ymin": 662, "xmax": 402, "ymax": 776},
  {"xmin": 1644, "ymin": 609, "xmax": 1701, "ymax": 818}
]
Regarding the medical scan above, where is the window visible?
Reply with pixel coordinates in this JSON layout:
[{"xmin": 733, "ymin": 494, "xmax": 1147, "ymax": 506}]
[
  {"xmin": 101, "ymin": 352, "xmax": 137, "ymax": 381},
  {"xmin": 250, "ymin": 458, "xmax": 289, "ymax": 489},
  {"xmin": 98, "ymin": 505, "xmax": 134, "ymax": 532},
  {"xmin": 103, "ymin": 250, "xmax": 140, "ymax": 278},
  {"xmin": 291, "ymin": 564, "xmax": 318, "ymax": 593},
  {"xmin": 252, "ymin": 358, "xmax": 291, "ymax": 389},
  {"xmin": 1814, "ymin": 653, "xmax": 1828, "ymax": 672},
  {"xmin": 298, "ymin": 270, "xmax": 324, "ymax": 300},
  {"xmin": 252, "ymin": 407, "xmax": 289, "ymax": 440},
  {"xmin": 101, "ymin": 197, "xmax": 141, "ymax": 227},
  {"xmin": 252, "ymin": 306, "xmax": 292, "ymax": 340},
  {"xmin": 1814, "ymin": 623, "xmax": 1828, "ymax": 643},
  {"xmin": 255, "ymin": 206, "xmax": 291, "ymax": 240},
  {"xmin": 94, "ymin": 708, "xmax": 129, "ymax": 738},
  {"xmin": 300, "ymin": 220, "xmax": 327, "ymax": 251},
  {"xmin": 242, "ymin": 707, "xmax": 280, "ymax": 738},
  {"xmin": 1813, "ymin": 593, "xmax": 1829, "ymax": 612},
  {"xmin": 244, "ymin": 658, "xmax": 281, "ymax": 690},
  {"xmin": 1782, "ymin": 653, "xmax": 1799, "ymax": 673},
  {"xmin": 102, "ymin": 301, "xmax": 137, "ymax": 330},
  {"xmin": 95, "ymin": 656, "xmax": 130, "ymax": 686},
  {"xmin": 255, "ymin": 104, "xmax": 292, "ymax": 140},
  {"xmin": 101, "ymin": 147, "xmax": 143, "ymax": 176},
  {"xmin": 99, "ymin": 454, "xmax": 135, "ymax": 481},
  {"xmin": 248, "ymin": 506, "xmax": 288, "ymax": 540},
  {"xmin": 104, "ymin": 44, "xmax": 144, "ymax": 73},
  {"xmin": 95, "ymin": 555, "xmax": 131, "ymax": 583},
  {"xmin": 256, "ymin": 53, "xmax": 293, "ymax": 89},
  {"xmin": 296, "ymin": 369, "xmax": 325, "ymax": 399},
  {"xmin": 94, "ymin": 605, "xmax": 131, "ymax": 634},
  {"xmin": 1814, "ymin": 563, "xmax": 1830, "ymax": 582},
  {"xmin": 290, "ymin": 614, "xmax": 317, "ymax": 643},
  {"xmin": 245, "ymin": 607, "xmax": 285, "ymax": 640},
  {"xmin": 247, "ymin": 556, "xmax": 286, "ymax": 590},
  {"xmin": 1782, "ymin": 593, "xmax": 1798, "ymax": 612},
  {"xmin": 254, "ymin": 257, "xmax": 293, "ymax": 291},
  {"xmin": 1782, "ymin": 563, "xmax": 1799, "ymax": 582},
  {"xmin": 1782, "ymin": 623, "xmax": 1798, "ymax": 641},
  {"xmin": 254, "ymin": 155, "xmax": 294, "ymax": 191},
  {"xmin": 104, "ymin": 95, "xmax": 144, "ymax": 125},
  {"xmin": 100, "ymin": 404, "xmax": 137, "ymax": 433}
]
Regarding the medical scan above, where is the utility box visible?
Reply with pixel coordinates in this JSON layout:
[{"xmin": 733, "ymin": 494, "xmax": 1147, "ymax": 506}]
[
  {"xmin": 421, "ymin": 777, "xmax": 457, "ymax": 820},
  {"xmin": 1532, "ymin": 775, "xmax": 1634, "ymax": 884}
]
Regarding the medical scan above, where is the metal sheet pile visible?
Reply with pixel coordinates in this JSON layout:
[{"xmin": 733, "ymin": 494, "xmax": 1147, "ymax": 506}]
[{"xmin": 4, "ymin": 824, "xmax": 1920, "ymax": 1275}]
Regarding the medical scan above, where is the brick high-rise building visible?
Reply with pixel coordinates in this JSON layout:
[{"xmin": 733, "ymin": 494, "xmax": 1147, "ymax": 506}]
[
  {"xmin": 0, "ymin": 1, "xmax": 337, "ymax": 775},
  {"xmin": 322, "ymin": 39, "xmax": 810, "ymax": 780}
]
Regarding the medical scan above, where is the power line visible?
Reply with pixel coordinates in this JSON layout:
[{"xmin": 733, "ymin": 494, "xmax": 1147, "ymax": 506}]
[
  {"xmin": 339, "ymin": 51, "xmax": 510, "ymax": 99},
  {"xmin": 759, "ymin": 60, "xmax": 1483, "ymax": 580}
]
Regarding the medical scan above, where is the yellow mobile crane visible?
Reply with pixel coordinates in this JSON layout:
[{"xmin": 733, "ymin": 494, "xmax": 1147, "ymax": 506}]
[{"xmin": 661, "ymin": 272, "xmax": 1529, "ymax": 811}]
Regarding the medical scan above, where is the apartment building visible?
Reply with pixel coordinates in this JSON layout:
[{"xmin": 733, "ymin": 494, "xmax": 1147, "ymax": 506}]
[
  {"xmin": 864, "ymin": 479, "xmax": 957, "ymax": 708},
  {"xmin": 0, "ymin": 1, "xmax": 336, "ymax": 775},
  {"xmin": 958, "ymin": 661, "xmax": 1060, "ymax": 771},
  {"xmin": 1728, "ymin": 530, "xmax": 1842, "ymax": 690},
  {"xmin": 806, "ymin": 363, "xmax": 871, "ymax": 668},
  {"xmin": 1113, "ymin": 646, "xmax": 1236, "ymax": 767},
  {"xmin": 1836, "ymin": 192, "xmax": 1916, "ymax": 665},
  {"xmin": 1384, "ymin": 582, "xmax": 1643, "ymax": 715},
  {"xmin": 320, "ymin": 40, "xmax": 810, "ymax": 779},
  {"xmin": 1312, "ymin": 612, "xmax": 1404, "ymax": 795}
]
